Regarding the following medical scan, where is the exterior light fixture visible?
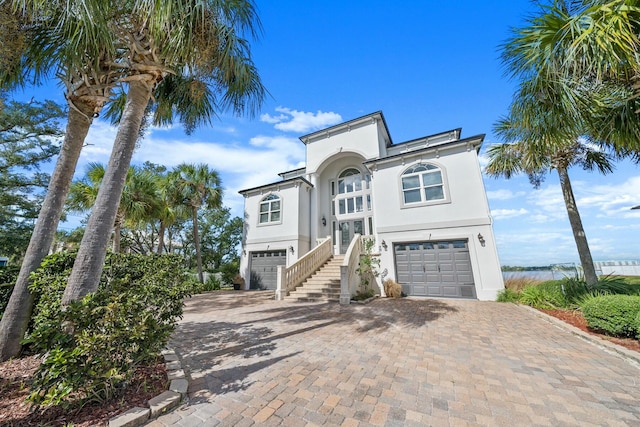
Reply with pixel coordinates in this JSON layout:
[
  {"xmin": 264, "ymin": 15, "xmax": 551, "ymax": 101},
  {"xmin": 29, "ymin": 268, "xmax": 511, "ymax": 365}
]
[
  {"xmin": 321, "ymin": 215, "xmax": 327, "ymax": 226},
  {"xmin": 289, "ymin": 245, "xmax": 295, "ymax": 254},
  {"xmin": 477, "ymin": 233, "xmax": 485, "ymax": 247},
  {"xmin": 381, "ymin": 240, "xmax": 388, "ymax": 250}
]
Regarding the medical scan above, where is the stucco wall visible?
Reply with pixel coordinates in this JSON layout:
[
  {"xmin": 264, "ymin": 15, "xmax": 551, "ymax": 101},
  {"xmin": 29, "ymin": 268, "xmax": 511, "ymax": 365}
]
[
  {"xmin": 369, "ymin": 142, "xmax": 504, "ymax": 300},
  {"xmin": 305, "ymin": 120, "xmax": 380, "ymax": 174},
  {"xmin": 239, "ymin": 180, "xmax": 312, "ymax": 288}
]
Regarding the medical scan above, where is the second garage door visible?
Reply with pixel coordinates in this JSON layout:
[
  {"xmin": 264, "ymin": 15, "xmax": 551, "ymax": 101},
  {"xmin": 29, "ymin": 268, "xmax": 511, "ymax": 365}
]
[
  {"xmin": 394, "ymin": 240, "xmax": 476, "ymax": 298},
  {"xmin": 250, "ymin": 250, "xmax": 287, "ymax": 290}
]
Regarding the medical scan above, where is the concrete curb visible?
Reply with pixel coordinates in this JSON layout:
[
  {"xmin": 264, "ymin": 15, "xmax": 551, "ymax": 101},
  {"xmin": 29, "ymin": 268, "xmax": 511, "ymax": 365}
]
[
  {"xmin": 108, "ymin": 349, "xmax": 188, "ymax": 427},
  {"xmin": 350, "ymin": 294, "xmax": 379, "ymax": 304},
  {"xmin": 519, "ymin": 304, "xmax": 640, "ymax": 368}
]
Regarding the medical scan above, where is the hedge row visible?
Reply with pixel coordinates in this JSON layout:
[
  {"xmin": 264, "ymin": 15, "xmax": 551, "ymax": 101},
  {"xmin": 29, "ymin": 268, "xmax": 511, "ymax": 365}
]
[{"xmin": 581, "ymin": 294, "xmax": 640, "ymax": 339}]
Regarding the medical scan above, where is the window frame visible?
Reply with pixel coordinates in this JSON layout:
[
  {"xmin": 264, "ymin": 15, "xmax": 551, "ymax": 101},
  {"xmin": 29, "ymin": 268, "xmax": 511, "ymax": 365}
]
[
  {"xmin": 399, "ymin": 162, "xmax": 449, "ymax": 208},
  {"xmin": 258, "ymin": 193, "xmax": 282, "ymax": 225}
]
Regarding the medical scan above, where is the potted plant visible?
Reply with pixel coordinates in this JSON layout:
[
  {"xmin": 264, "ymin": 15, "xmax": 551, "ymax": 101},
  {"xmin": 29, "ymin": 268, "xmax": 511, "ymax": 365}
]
[{"xmin": 232, "ymin": 274, "xmax": 245, "ymax": 291}]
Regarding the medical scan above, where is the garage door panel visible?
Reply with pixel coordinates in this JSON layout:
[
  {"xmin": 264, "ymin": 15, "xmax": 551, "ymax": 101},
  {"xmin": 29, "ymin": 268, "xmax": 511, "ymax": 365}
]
[
  {"xmin": 412, "ymin": 284, "xmax": 427, "ymax": 295},
  {"xmin": 442, "ymin": 286, "xmax": 459, "ymax": 297},
  {"xmin": 440, "ymin": 273, "xmax": 456, "ymax": 283},
  {"xmin": 438, "ymin": 252, "xmax": 453, "ymax": 261},
  {"xmin": 425, "ymin": 273, "xmax": 440, "ymax": 282},
  {"xmin": 455, "ymin": 263, "xmax": 472, "ymax": 272},
  {"xmin": 250, "ymin": 250, "xmax": 286, "ymax": 290},
  {"xmin": 409, "ymin": 264, "xmax": 423, "ymax": 272},
  {"xmin": 423, "ymin": 253, "xmax": 437, "ymax": 262},
  {"xmin": 394, "ymin": 240, "xmax": 476, "ymax": 299},
  {"xmin": 439, "ymin": 263, "xmax": 454, "ymax": 272},
  {"xmin": 408, "ymin": 253, "xmax": 422, "ymax": 262},
  {"xmin": 460, "ymin": 286, "xmax": 475, "ymax": 298},
  {"xmin": 427, "ymin": 286, "xmax": 442, "ymax": 296},
  {"xmin": 457, "ymin": 274, "xmax": 474, "ymax": 284}
]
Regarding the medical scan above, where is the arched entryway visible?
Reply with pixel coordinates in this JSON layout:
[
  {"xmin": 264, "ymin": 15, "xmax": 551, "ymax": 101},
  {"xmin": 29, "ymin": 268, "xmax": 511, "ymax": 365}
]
[{"xmin": 331, "ymin": 167, "xmax": 373, "ymax": 253}]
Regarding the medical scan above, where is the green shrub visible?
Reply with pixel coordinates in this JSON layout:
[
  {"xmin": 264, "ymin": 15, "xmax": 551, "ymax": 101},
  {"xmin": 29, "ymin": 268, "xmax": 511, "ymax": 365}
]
[
  {"xmin": 496, "ymin": 288, "xmax": 521, "ymax": 303},
  {"xmin": 634, "ymin": 311, "xmax": 640, "ymax": 340},
  {"xmin": 581, "ymin": 294, "xmax": 640, "ymax": 338},
  {"xmin": 0, "ymin": 266, "xmax": 19, "ymax": 319},
  {"xmin": 533, "ymin": 275, "xmax": 637, "ymax": 309},
  {"xmin": 204, "ymin": 274, "xmax": 222, "ymax": 291},
  {"xmin": 519, "ymin": 282, "xmax": 565, "ymax": 309},
  {"xmin": 24, "ymin": 252, "xmax": 192, "ymax": 407},
  {"xmin": 575, "ymin": 290, "xmax": 610, "ymax": 308},
  {"xmin": 594, "ymin": 275, "xmax": 640, "ymax": 295}
]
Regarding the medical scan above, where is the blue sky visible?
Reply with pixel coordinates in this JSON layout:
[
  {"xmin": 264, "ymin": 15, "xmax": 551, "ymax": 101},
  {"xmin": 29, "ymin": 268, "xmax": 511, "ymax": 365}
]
[{"xmin": 14, "ymin": 0, "xmax": 640, "ymax": 266}]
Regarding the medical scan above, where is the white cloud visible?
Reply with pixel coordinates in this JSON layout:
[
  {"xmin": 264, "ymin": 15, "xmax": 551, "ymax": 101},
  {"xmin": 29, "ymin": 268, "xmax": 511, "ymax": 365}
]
[
  {"xmin": 573, "ymin": 176, "xmax": 640, "ymax": 216},
  {"xmin": 486, "ymin": 189, "xmax": 525, "ymax": 201},
  {"xmin": 491, "ymin": 208, "xmax": 528, "ymax": 220},
  {"xmin": 524, "ymin": 185, "xmax": 568, "ymax": 221},
  {"xmin": 260, "ymin": 107, "xmax": 342, "ymax": 133},
  {"xmin": 259, "ymin": 113, "xmax": 288, "ymax": 124},
  {"xmin": 77, "ymin": 118, "xmax": 307, "ymax": 223}
]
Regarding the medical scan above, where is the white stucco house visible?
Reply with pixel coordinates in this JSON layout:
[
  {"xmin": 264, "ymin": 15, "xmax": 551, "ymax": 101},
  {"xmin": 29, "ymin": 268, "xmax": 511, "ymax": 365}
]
[{"xmin": 239, "ymin": 111, "xmax": 504, "ymax": 301}]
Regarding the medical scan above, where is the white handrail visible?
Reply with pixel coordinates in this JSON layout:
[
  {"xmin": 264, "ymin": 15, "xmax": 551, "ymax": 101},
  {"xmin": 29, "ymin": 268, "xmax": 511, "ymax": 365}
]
[
  {"xmin": 339, "ymin": 234, "xmax": 363, "ymax": 304},
  {"xmin": 275, "ymin": 236, "xmax": 333, "ymax": 300}
]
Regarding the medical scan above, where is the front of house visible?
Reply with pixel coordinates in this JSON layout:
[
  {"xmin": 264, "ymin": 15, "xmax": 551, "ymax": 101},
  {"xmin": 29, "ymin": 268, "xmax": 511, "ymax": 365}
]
[{"xmin": 239, "ymin": 111, "xmax": 504, "ymax": 300}]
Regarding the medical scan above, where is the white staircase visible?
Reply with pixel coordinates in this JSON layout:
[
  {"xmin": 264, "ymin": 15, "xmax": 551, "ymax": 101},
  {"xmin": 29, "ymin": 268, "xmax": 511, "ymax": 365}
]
[{"xmin": 284, "ymin": 255, "xmax": 344, "ymax": 302}]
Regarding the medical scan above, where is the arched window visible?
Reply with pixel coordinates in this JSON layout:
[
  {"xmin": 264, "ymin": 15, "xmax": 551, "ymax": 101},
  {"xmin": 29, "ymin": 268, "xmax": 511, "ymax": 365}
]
[
  {"xmin": 401, "ymin": 163, "xmax": 445, "ymax": 204},
  {"xmin": 338, "ymin": 168, "xmax": 362, "ymax": 194},
  {"xmin": 259, "ymin": 194, "xmax": 281, "ymax": 223}
]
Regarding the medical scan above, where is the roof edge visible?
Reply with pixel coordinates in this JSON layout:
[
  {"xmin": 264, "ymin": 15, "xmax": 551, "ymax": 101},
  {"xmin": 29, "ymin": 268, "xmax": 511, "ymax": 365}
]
[{"xmin": 238, "ymin": 176, "xmax": 313, "ymax": 195}]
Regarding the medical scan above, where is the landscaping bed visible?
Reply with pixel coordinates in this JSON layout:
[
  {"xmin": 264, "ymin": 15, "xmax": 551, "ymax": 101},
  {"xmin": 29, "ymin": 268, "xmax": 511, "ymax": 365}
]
[
  {"xmin": 540, "ymin": 308, "xmax": 640, "ymax": 354},
  {"xmin": 0, "ymin": 355, "xmax": 167, "ymax": 427}
]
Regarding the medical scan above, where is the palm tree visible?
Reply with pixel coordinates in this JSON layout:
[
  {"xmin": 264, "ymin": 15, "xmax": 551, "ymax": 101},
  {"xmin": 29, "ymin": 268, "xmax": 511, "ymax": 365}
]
[
  {"xmin": 61, "ymin": 0, "xmax": 265, "ymax": 305},
  {"xmin": 67, "ymin": 163, "xmax": 159, "ymax": 253},
  {"xmin": 152, "ymin": 171, "xmax": 188, "ymax": 254},
  {"xmin": 486, "ymin": 79, "xmax": 615, "ymax": 286},
  {"xmin": 491, "ymin": 0, "xmax": 633, "ymax": 286},
  {"xmin": 170, "ymin": 163, "xmax": 223, "ymax": 283},
  {"xmin": 500, "ymin": 0, "xmax": 640, "ymax": 153},
  {"xmin": 0, "ymin": 2, "xmax": 122, "ymax": 361}
]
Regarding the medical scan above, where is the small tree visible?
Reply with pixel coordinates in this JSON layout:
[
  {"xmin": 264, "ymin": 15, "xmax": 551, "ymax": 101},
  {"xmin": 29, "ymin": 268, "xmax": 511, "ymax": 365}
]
[{"xmin": 356, "ymin": 238, "xmax": 380, "ymax": 299}]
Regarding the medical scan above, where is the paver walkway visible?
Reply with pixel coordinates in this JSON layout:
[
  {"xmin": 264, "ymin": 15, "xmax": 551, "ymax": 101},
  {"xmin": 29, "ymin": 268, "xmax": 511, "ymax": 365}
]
[{"xmin": 148, "ymin": 291, "xmax": 640, "ymax": 427}]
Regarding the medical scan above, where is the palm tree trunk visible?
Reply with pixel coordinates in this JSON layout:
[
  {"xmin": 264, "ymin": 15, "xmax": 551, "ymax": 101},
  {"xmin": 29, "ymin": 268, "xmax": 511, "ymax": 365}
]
[
  {"xmin": 193, "ymin": 207, "xmax": 204, "ymax": 283},
  {"xmin": 113, "ymin": 222, "xmax": 122, "ymax": 253},
  {"xmin": 0, "ymin": 101, "xmax": 94, "ymax": 361},
  {"xmin": 62, "ymin": 80, "xmax": 153, "ymax": 305},
  {"xmin": 557, "ymin": 166, "xmax": 598, "ymax": 286},
  {"xmin": 112, "ymin": 210, "xmax": 124, "ymax": 253},
  {"xmin": 157, "ymin": 221, "xmax": 165, "ymax": 254}
]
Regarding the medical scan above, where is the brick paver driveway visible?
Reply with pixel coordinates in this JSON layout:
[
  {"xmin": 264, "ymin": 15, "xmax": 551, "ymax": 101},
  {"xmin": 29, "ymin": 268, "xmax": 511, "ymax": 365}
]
[{"xmin": 149, "ymin": 291, "xmax": 640, "ymax": 427}]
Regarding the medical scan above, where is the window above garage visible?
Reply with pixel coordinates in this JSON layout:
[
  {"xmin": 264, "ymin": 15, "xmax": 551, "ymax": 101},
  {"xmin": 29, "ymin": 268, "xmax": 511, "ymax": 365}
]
[
  {"xmin": 259, "ymin": 194, "xmax": 281, "ymax": 224},
  {"xmin": 401, "ymin": 163, "xmax": 449, "ymax": 207}
]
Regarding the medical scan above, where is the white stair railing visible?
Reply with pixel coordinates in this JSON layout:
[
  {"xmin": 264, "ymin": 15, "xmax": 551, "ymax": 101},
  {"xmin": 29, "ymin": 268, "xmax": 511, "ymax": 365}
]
[
  {"xmin": 275, "ymin": 236, "xmax": 333, "ymax": 300},
  {"xmin": 339, "ymin": 234, "xmax": 363, "ymax": 304}
]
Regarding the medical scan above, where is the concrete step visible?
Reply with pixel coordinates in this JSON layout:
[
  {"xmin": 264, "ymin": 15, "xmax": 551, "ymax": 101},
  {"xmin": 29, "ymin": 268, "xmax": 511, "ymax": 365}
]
[
  {"xmin": 284, "ymin": 296, "xmax": 339, "ymax": 303},
  {"xmin": 299, "ymin": 281, "xmax": 340, "ymax": 287},
  {"xmin": 285, "ymin": 254, "xmax": 344, "ymax": 303}
]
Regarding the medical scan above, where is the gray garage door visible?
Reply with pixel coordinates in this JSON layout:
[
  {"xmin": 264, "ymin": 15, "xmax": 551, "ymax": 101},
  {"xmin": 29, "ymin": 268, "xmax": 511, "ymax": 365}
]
[
  {"xmin": 250, "ymin": 250, "xmax": 287, "ymax": 290},
  {"xmin": 394, "ymin": 240, "xmax": 476, "ymax": 298}
]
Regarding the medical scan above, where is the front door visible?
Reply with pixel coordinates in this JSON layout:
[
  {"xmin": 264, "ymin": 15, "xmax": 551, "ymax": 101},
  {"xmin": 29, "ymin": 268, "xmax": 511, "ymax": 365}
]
[
  {"xmin": 332, "ymin": 167, "xmax": 372, "ymax": 253},
  {"xmin": 339, "ymin": 219, "xmax": 364, "ymax": 253}
]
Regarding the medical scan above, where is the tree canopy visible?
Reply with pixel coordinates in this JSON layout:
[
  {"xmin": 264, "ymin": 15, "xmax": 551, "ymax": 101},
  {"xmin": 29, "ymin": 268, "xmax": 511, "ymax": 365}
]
[{"xmin": 0, "ymin": 98, "xmax": 65, "ymax": 261}]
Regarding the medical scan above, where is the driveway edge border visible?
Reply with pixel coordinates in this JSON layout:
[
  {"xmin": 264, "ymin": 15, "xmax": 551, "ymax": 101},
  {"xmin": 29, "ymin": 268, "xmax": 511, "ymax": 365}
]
[{"xmin": 519, "ymin": 304, "xmax": 640, "ymax": 368}]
